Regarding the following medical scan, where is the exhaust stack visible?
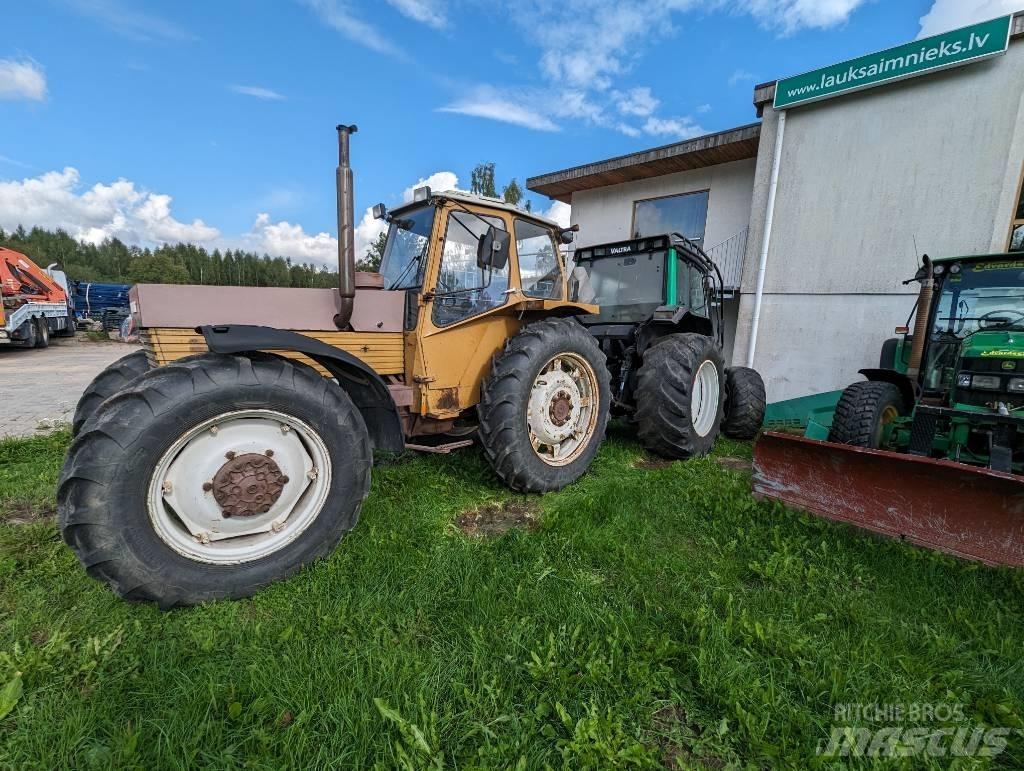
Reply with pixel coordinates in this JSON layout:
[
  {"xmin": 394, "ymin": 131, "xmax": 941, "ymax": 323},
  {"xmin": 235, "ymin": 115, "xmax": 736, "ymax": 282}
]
[
  {"xmin": 334, "ymin": 124, "xmax": 358, "ymax": 329},
  {"xmin": 905, "ymin": 254, "xmax": 933, "ymax": 379}
]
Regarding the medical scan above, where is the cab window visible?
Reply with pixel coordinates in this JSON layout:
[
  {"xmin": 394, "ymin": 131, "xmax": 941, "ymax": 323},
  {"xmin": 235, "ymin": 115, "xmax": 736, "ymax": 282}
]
[
  {"xmin": 674, "ymin": 258, "xmax": 708, "ymax": 316},
  {"xmin": 432, "ymin": 210, "xmax": 509, "ymax": 327},
  {"xmin": 514, "ymin": 219, "xmax": 563, "ymax": 299}
]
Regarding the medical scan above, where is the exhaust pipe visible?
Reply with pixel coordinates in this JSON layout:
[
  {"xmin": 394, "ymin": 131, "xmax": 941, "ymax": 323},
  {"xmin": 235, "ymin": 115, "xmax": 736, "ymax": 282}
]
[
  {"xmin": 906, "ymin": 254, "xmax": 933, "ymax": 379},
  {"xmin": 334, "ymin": 124, "xmax": 358, "ymax": 330}
]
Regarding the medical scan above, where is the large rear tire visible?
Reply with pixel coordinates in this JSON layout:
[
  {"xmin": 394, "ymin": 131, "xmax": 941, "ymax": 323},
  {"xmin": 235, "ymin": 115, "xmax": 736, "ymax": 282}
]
[
  {"xmin": 827, "ymin": 381, "xmax": 904, "ymax": 449},
  {"xmin": 722, "ymin": 366, "xmax": 766, "ymax": 440},
  {"xmin": 58, "ymin": 353, "xmax": 372, "ymax": 607},
  {"xmin": 34, "ymin": 317, "xmax": 50, "ymax": 349},
  {"xmin": 477, "ymin": 317, "xmax": 611, "ymax": 493},
  {"xmin": 635, "ymin": 333, "xmax": 725, "ymax": 459},
  {"xmin": 72, "ymin": 349, "xmax": 151, "ymax": 436}
]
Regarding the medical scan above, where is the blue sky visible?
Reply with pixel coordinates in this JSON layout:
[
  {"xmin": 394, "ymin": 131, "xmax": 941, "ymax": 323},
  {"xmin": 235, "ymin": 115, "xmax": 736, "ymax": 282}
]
[{"xmin": 0, "ymin": 0, "xmax": 1017, "ymax": 265}]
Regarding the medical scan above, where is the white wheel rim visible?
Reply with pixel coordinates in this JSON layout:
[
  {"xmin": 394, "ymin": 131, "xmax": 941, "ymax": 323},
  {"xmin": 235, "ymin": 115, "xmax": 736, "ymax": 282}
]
[
  {"xmin": 691, "ymin": 360, "xmax": 720, "ymax": 438},
  {"xmin": 527, "ymin": 352, "xmax": 599, "ymax": 466},
  {"xmin": 147, "ymin": 409, "xmax": 332, "ymax": 565}
]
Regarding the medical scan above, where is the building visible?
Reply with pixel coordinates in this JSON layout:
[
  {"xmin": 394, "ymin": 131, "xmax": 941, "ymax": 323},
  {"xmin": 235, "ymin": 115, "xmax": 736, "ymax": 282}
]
[{"xmin": 527, "ymin": 12, "xmax": 1024, "ymax": 403}]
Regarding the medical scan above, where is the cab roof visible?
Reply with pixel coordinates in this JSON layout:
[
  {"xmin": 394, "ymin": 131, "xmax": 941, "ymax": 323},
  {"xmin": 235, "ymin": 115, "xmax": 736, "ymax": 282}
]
[{"xmin": 390, "ymin": 189, "xmax": 563, "ymax": 229}]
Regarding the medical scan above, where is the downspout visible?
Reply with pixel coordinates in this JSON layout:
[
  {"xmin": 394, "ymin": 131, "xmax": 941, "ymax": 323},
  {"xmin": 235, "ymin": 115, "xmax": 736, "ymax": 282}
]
[
  {"xmin": 745, "ymin": 109, "xmax": 786, "ymax": 368},
  {"xmin": 334, "ymin": 124, "xmax": 358, "ymax": 330}
]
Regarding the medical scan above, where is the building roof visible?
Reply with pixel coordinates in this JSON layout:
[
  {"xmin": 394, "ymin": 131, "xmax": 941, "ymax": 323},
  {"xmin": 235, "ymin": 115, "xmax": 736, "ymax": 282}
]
[{"xmin": 526, "ymin": 122, "xmax": 762, "ymax": 203}]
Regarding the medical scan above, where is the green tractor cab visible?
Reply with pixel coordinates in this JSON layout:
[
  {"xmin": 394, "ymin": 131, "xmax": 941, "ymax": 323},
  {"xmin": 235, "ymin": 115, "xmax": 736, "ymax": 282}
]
[{"xmin": 754, "ymin": 253, "xmax": 1024, "ymax": 567}]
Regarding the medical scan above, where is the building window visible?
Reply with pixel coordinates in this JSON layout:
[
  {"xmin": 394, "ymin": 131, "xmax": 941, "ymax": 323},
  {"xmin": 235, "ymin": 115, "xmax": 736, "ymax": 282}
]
[
  {"xmin": 633, "ymin": 191, "xmax": 709, "ymax": 245},
  {"xmin": 1010, "ymin": 165, "xmax": 1024, "ymax": 252}
]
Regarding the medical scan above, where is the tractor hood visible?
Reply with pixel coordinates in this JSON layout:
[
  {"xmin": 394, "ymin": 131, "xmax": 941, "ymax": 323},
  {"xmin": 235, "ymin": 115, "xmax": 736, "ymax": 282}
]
[{"xmin": 961, "ymin": 331, "xmax": 1024, "ymax": 361}]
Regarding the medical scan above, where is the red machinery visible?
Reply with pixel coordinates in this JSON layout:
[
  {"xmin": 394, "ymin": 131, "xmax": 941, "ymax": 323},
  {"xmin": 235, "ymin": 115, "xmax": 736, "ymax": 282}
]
[{"xmin": 0, "ymin": 247, "xmax": 73, "ymax": 348}]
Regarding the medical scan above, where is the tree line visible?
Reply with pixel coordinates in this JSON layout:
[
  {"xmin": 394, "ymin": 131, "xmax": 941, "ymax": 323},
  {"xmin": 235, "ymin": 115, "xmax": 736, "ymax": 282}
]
[{"xmin": 0, "ymin": 225, "xmax": 340, "ymax": 288}]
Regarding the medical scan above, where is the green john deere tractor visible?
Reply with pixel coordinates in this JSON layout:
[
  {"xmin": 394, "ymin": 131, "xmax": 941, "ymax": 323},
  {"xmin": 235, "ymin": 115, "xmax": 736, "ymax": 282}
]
[{"xmin": 754, "ymin": 253, "xmax": 1024, "ymax": 566}]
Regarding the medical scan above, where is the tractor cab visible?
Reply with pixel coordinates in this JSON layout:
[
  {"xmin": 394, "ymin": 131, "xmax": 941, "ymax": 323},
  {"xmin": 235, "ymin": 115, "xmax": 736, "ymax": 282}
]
[
  {"xmin": 568, "ymin": 233, "xmax": 723, "ymax": 344},
  {"xmin": 921, "ymin": 255, "xmax": 1024, "ymax": 411}
]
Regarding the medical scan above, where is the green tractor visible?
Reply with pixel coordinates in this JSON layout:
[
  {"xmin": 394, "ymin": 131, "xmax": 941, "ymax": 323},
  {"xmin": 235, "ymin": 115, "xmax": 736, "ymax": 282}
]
[{"xmin": 754, "ymin": 253, "xmax": 1024, "ymax": 566}]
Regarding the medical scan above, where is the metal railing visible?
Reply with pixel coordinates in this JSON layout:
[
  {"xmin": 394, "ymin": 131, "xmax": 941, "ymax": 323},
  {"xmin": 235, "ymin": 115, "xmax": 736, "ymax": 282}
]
[{"xmin": 706, "ymin": 227, "xmax": 748, "ymax": 291}]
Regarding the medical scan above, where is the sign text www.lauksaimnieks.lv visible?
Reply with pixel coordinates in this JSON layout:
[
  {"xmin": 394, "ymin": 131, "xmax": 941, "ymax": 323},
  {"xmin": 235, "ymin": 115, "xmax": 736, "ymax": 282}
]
[{"xmin": 774, "ymin": 15, "xmax": 1012, "ymax": 109}]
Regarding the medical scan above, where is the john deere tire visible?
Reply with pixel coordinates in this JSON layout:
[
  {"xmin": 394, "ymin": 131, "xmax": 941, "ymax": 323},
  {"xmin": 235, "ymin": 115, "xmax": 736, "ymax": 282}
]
[
  {"xmin": 722, "ymin": 366, "xmax": 766, "ymax": 440},
  {"xmin": 828, "ymin": 381, "xmax": 904, "ymax": 449},
  {"xmin": 477, "ymin": 317, "xmax": 610, "ymax": 493},
  {"xmin": 635, "ymin": 333, "xmax": 725, "ymax": 459},
  {"xmin": 72, "ymin": 350, "xmax": 151, "ymax": 436},
  {"xmin": 58, "ymin": 353, "xmax": 372, "ymax": 608}
]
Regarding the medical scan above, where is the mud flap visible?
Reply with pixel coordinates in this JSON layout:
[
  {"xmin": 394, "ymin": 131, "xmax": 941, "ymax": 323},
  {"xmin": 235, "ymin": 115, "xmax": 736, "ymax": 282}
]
[{"xmin": 752, "ymin": 432, "xmax": 1024, "ymax": 567}]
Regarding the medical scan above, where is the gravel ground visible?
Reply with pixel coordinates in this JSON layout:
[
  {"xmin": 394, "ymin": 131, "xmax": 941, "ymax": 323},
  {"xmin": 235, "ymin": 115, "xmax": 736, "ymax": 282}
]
[{"xmin": 0, "ymin": 337, "xmax": 138, "ymax": 437}]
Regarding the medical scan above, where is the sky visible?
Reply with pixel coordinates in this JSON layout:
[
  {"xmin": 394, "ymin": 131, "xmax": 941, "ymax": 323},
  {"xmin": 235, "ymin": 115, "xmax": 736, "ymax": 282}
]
[{"xmin": 1, "ymin": 0, "xmax": 1020, "ymax": 267}]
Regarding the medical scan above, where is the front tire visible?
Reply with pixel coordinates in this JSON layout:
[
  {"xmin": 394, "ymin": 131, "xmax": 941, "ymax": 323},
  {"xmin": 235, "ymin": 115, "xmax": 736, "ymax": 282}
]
[
  {"xmin": 35, "ymin": 317, "xmax": 50, "ymax": 348},
  {"xmin": 477, "ymin": 318, "xmax": 611, "ymax": 493},
  {"xmin": 72, "ymin": 349, "xmax": 152, "ymax": 436},
  {"xmin": 635, "ymin": 334, "xmax": 725, "ymax": 459},
  {"xmin": 58, "ymin": 353, "xmax": 372, "ymax": 607},
  {"xmin": 827, "ymin": 381, "xmax": 904, "ymax": 449}
]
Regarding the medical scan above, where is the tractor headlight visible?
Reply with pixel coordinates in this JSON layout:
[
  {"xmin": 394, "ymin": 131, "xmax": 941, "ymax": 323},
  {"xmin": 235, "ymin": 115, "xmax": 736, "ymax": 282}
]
[
  {"xmin": 1008, "ymin": 378, "xmax": 1024, "ymax": 393},
  {"xmin": 971, "ymin": 375, "xmax": 1002, "ymax": 390},
  {"xmin": 0, "ymin": 331, "xmax": 7, "ymax": 339},
  {"xmin": 957, "ymin": 373, "xmax": 972, "ymax": 388}
]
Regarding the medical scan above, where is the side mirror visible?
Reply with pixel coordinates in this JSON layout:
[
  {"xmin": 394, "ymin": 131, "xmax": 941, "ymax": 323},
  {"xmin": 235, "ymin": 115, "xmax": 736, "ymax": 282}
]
[
  {"xmin": 372, "ymin": 203, "xmax": 388, "ymax": 220},
  {"xmin": 559, "ymin": 224, "xmax": 579, "ymax": 245},
  {"xmin": 477, "ymin": 226, "xmax": 511, "ymax": 271}
]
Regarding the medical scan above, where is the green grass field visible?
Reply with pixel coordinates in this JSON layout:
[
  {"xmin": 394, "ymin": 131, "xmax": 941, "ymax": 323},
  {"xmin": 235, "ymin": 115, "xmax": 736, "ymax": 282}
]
[{"xmin": 1, "ymin": 427, "xmax": 1023, "ymax": 769}]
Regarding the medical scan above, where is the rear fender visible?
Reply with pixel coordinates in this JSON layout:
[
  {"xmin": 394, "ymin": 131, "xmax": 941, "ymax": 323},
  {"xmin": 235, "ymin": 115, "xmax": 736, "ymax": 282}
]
[
  {"xmin": 199, "ymin": 324, "xmax": 404, "ymax": 452},
  {"xmin": 858, "ymin": 367, "xmax": 917, "ymax": 409}
]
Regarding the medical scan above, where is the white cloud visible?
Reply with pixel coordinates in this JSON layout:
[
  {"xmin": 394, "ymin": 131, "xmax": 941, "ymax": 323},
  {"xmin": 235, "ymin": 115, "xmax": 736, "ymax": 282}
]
[
  {"xmin": 0, "ymin": 58, "xmax": 46, "ymax": 102},
  {"xmin": 613, "ymin": 86, "xmax": 659, "ymax": 117},
  {"xmin": 918, "ymin": 0, "xmax": 1019, "ymax": 37},
  {"xmin": 542, "ymin": 200, "xmax": 571, "ymax": 228},
  {"xmin": 247, "ymin": 170, "xmax": 461, "ymax": 267},
  {"xmin": 386, "ymin": 0, "xmax": 447, "ymax": 29},
  {"xmin": 68, "ymin": 0, "xmax": 195, "ymax": 41},
  {"xmin": 729, "ymin": 68, "xmax": 757, "ymax": 86},
  {"xmin": 696, "ymin": 103, "xmax": 712, "ymax": 114},
  {"xmin": 642, "ymin": 116, "xmax": 705, "ymax": 140},
  {"xmin": 739, "ymin": 0, "xmax": 868, "ymax": 35},
  {"xmin": 0, "ymin": 167, "xmax": 219, "ymax": 246},
  {"xmin": 302, "ymin": 0, "xmax": 406, "ymax": 58},
  {"xmin": 229, "ymin": 84, "xmax": 286, "ymax": 100},
  {"xmin": 438, "ymin": 87, "xmax": 560, "ymax": 131}
]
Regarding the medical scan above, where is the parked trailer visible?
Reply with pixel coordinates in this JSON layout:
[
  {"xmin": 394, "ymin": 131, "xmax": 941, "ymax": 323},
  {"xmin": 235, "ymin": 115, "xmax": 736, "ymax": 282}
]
[{"xmin": 0, "ymin": 247, "xmax": 74, "ymax": 348}]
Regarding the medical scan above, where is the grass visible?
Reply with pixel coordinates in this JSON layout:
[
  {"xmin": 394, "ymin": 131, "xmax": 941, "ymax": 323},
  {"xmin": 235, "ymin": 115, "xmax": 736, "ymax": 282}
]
[{"xmin": 1, "ymin": 426, "xmax": 1023, "ymax": 768}]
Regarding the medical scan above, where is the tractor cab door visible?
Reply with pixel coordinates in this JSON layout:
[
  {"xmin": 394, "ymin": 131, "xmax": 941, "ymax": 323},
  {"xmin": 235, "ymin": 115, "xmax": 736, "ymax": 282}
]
[{"xmin": 412, "ymin": 203, "xmax": 522, "ymax": 418}]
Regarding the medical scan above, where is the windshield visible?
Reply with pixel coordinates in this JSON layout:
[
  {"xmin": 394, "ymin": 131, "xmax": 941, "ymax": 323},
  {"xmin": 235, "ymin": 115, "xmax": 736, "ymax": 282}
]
[
  {"xmin": 933, "ymin": 260, "xmax": 1024, "ymax": 337},
  {"xmin": 569, "ymin": 250, "xmax": 665, "ymax": 323},
  {"xmin": 923, "ymin": 259, "xmax": 1024, "ymax": 391},
  {"xmin": 378, "ymin": 206, "xmax": 436, "ymax": 290}
]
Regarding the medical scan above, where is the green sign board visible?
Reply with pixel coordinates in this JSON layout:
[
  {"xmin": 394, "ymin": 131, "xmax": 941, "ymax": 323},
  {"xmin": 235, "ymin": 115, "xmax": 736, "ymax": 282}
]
[{"xmin": 774, "ymin": 15, "xmax": 1012, "ymax": 109}]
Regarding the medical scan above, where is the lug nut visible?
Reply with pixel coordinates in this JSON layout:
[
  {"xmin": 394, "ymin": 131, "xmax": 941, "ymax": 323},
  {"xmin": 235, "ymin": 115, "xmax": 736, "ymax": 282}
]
[
  {"xmin": 281, "ymin": 475, "xmax": 290, "ymax": 484},
  {"xmin": 225, "ymin": 450, "xmax": 236, "ymax": 460},
  {"xmin": 265, "ymin": 449, "xmax": 274, "ymax": 457},
  {"xmin": 202, "ymin": 481, "xmax": 213, "ymax": 492}
]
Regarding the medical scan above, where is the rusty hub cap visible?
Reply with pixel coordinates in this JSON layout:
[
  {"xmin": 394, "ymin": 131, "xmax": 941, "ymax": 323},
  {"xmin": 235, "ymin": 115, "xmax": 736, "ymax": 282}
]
[
  {"xmin": 212, "ymin": 453, "xmax": 287, "ymax": 517},
  {"xmin": 548, "ymin": 390, "xmax": 574, "ymax": 426}
]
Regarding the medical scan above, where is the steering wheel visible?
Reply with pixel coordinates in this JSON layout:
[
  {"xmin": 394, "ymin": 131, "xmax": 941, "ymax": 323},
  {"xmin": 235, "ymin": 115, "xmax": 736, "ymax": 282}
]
[{"xmin": 979, "ymin": 309, "xmax": 1024, "ymax": 329}]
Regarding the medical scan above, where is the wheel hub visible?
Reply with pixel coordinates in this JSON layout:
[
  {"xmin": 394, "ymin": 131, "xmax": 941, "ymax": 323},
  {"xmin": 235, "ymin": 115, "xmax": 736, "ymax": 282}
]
[
  {"xmin": 549, "ymin": 390, "xmax": 574, "ymax": 426},
  {"xmin": 212, "ymin": 453, "xmax": 288, "ymax": 517}
]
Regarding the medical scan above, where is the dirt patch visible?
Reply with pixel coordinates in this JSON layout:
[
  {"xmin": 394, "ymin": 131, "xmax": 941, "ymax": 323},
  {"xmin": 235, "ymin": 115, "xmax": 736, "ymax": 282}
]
[
  {"xmin": 2, "ymin": 501, "xmax": 56, "ymax": 525},
  {"xmin": 716, "ymin": 456, "xmax": 752, "ymax": 473},
  {"xmin": 634, "ymin": 457, "xmax": 674, "ymax": 470},
  {"xmin": 651, "ymin": 704, "xmax": 725, "ymax": 770},
  {"xmin": 456, "ymin": 501, "xmax": 540, "ymax": 538}
]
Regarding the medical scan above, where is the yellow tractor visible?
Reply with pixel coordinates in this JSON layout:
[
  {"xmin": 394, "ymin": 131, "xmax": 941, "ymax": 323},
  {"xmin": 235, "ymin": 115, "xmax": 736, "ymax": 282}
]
[{"xmin": 59, "ymin": 125, "xmax": 738, "ymax": 607}]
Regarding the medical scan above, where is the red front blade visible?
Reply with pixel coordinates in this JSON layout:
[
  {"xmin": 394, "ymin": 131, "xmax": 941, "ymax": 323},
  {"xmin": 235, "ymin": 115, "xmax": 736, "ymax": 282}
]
[{"xmin": 752, "ymin": 432, "xmax": 1024, "ymax": 566}]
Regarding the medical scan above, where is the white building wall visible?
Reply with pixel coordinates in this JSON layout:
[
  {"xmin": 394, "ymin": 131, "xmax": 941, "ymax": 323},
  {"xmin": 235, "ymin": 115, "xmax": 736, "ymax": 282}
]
[
  {"xmin": 569, "ymin": 158, "xmax": 756, "ymax": 251},
  {"xmin": 734, "ymin": 39, "xmax": 1024, "ymax": 402}
]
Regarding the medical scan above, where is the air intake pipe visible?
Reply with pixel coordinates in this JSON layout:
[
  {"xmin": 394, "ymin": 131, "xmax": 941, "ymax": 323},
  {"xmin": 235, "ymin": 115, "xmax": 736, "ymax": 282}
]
[
  {"xmin": 334, "ymin": 124, "xmax": 358, "ymax": 330},
  {"xmin": 905, "ymin": 254, "xmax": 933, "ymax": 380}
]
